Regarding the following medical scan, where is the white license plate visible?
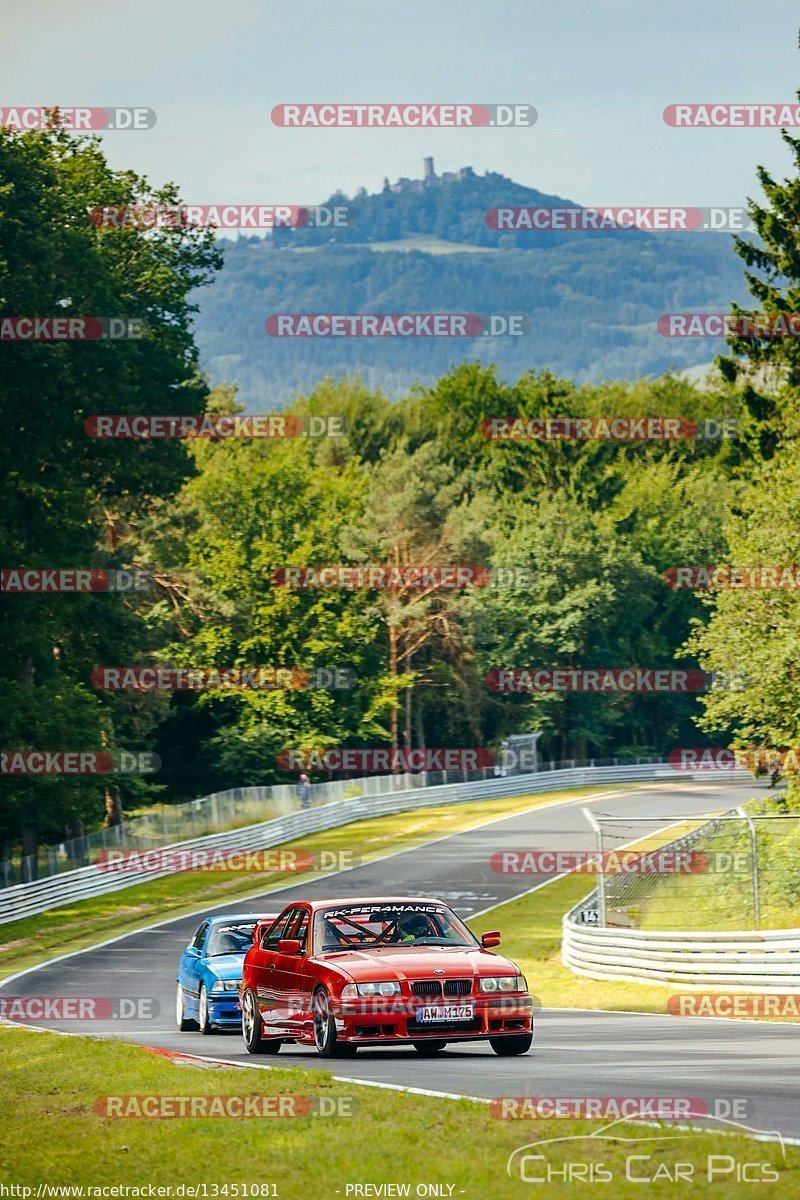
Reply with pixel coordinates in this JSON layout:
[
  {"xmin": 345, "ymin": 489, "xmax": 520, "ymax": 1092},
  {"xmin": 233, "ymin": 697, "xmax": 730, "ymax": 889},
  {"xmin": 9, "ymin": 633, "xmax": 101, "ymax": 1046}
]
[{"xmin": 415, "ymin": 1004, "xmax": 474, "ymax": 1023}]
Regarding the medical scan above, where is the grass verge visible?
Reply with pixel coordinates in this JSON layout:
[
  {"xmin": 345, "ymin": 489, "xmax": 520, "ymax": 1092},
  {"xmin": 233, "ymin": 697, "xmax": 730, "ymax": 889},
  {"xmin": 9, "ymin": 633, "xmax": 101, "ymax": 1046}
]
[
  {"xmin": 635, "ymin": 796, "xmax": 800, "ymax": 931},
  {"xmin": 0, "ymin": 1024, "xmax": 795, "ymax": 1195}
]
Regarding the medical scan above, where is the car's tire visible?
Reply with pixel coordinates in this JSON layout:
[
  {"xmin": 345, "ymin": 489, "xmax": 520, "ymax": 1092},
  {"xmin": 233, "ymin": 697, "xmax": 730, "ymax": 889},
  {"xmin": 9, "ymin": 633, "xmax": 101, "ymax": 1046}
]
[
  {"xmin": 412, "ymin": 1040, "xmax": 447, "ymax": 1055},
  {"xmin": 242, "ymin": 988, "xmax": 282, "ymax": 1055},
  {"xmin": 198, "ymin": 984, "xmax": 214, "ymax": 1035},
  {"xmin": 489, "ymin": 1033, "xmax": 533, "ymax": 1056},
  {"xmin": 175, "ymin": 982, "xmax": 198, "ymax": 1032},
  {"xmin": 312, "ymin": 987, "xmax": 357, "ymax": 1058}
]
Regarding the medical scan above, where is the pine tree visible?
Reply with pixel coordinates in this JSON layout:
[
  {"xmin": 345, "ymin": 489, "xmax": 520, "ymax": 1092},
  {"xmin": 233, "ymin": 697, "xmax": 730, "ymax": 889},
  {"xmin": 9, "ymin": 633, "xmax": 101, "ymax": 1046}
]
[{"xmin": 718, "ymin": 51, "xmax": 800, "ymax": 459}]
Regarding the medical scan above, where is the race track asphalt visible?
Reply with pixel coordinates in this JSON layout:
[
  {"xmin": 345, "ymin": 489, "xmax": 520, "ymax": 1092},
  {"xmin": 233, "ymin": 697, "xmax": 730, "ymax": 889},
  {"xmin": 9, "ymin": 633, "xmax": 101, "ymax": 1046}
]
[{"xmin": 3, "ymin": 779, "xmax": 799, "ymax": 1140}]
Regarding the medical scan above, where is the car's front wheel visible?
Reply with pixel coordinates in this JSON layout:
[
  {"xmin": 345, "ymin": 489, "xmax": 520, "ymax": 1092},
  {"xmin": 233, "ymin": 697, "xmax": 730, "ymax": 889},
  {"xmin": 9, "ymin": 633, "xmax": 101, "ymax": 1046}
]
[
  {"xmin": 242, "ymin": 988, "xmax": 282, "ymax": 1055},
  {"xmin": 198, "ymin": 984, "xmax": 213, "ymax": 1035},
  {"xmin": 412, "ymin": 1040, "xmax": 447, "ymax": 1055},
  {"xmin": 175, "ymin": 982, "xmax": 198, "ymax": 1032},
  {"xmin": 312, "ymin": 987, "xmax": 356, "ymax": 1058},
  {"xmin": 489, "ymin": 1033, "xmax": 533, "ymax": 1056}
]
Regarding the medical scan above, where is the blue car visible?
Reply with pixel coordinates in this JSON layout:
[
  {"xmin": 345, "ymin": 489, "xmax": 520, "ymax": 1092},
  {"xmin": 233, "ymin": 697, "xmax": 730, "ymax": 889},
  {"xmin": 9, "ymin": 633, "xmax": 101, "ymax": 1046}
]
[{"xmin": 176, "ymin": 912, "xmax": 276, "ymax": 1034}]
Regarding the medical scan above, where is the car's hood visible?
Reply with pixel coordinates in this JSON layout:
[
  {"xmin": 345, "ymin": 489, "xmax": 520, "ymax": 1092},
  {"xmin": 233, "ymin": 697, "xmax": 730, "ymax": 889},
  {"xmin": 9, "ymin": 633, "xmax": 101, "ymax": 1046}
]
[
  {"xmin": 203, "ymin": 954, "xmax": 245, "ymax": 979},
  {"xmin": 316, "ymin": 946, "xmax": 520, "ymax": 981}
]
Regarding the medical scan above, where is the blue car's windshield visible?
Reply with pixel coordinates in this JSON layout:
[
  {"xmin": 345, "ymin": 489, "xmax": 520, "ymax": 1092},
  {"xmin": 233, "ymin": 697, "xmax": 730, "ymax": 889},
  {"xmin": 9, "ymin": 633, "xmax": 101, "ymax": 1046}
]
[{"xmin": 206, "ymin": 923, "xmax": 256, "ymax": 957}]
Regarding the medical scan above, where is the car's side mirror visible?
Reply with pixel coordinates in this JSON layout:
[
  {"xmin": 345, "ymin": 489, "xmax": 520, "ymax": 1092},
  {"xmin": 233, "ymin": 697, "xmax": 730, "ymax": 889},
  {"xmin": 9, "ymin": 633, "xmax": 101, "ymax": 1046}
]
[
  {"xmin": 278, "ymin": 938, "xmax": 303, "ymax": 956},
  {"xmin": 185, "ymin": 946, "xmax": 200, "ymax": 957},
  {"xmin": 481, "ymin": 931, "xmax": 501, "ymax": 948}
]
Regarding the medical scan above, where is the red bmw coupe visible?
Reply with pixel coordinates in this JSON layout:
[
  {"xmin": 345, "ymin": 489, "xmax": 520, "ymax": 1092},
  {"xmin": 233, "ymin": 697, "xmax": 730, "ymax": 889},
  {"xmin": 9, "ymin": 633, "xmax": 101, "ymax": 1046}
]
[{"xmin": 240, "ymin": 896, "xmax": 534, "ymax": 1057}]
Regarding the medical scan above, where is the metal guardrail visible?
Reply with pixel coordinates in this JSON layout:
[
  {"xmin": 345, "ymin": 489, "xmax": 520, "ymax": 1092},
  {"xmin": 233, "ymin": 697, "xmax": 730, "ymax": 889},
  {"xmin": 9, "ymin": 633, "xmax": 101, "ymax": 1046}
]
[
  {"xmin": 562, "ymin": 810, "xmax": 800, "ymax": 991},
  {"xmin": 562, "ymin": 921, "xmax": 800, "ymax": 991},
  {"xmin": 0, "ymin": 760, "xmax": 725, "ymax": 925},
  {"xmin": 1, "ymin": 770, "xmax": 427, "ymax": 887},
  {"xmin": 1, "ymin": 754, "xmax": 645, "ymax": 886}
]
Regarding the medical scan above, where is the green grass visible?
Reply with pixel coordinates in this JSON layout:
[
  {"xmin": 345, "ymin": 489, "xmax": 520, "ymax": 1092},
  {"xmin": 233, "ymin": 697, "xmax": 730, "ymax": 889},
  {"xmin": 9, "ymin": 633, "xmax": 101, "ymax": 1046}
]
[
  {"xmin": 0, "ymin": 784, "xmax": 628, "ymax": 980},
  {"xmin": 634, "ymin": 798, "xmax": 800, "ymax": 931},
  {"xmin": 0, "ymin": 1025, "xmax": 795, "ymax": 1195}
]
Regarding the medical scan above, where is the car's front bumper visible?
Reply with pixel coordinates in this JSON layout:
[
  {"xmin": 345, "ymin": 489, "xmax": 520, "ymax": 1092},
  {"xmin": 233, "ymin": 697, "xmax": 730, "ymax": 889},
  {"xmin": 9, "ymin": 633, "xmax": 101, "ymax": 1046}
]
[
  {"xmin": 333, "ymin": 994, "xmax": 535, "ymax": 1043},
  {"xmin": 207, "ymin": 997, "xmax": 242, "ymax": 1026}
]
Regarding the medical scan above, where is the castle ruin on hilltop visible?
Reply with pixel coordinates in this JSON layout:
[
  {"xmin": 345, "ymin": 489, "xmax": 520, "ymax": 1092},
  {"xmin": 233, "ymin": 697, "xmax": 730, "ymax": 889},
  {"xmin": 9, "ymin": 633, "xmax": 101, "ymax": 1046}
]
[{"xmin": 383, "ymin": 157, "xmax": 475, "ymax": 194}]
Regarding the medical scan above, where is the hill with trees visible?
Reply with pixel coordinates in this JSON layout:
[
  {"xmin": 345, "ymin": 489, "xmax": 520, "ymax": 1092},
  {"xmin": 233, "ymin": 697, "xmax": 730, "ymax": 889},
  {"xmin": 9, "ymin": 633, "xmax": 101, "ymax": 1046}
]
[{"xmin": 192, "ymin": 163, "xmax": 750, "ymax": 405}]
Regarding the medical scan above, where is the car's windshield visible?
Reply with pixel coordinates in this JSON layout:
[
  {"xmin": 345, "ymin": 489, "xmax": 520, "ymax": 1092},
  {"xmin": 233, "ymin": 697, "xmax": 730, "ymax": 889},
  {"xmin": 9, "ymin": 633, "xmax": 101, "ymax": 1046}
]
[
  {"xmin": 206, "ymin": 922, "xmax": 256, "ymax": 957},
  {"xmin": 315, "ymin": 903, "xmax": 478, "ymax": 952}
]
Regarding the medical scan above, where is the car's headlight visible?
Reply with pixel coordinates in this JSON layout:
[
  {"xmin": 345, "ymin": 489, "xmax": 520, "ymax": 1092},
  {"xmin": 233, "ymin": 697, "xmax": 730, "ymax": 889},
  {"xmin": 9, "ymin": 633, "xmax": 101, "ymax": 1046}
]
[
  {"xmin": 480, "ymin": 976, "xmax": 523, "ymax": 993},
  {"xmin": 211, "ymin": 979, "xmax": 241, "ymax": 994},
  {"xmin": 341, "ymin": 981, "xmax": 400, "ymax": 998}
]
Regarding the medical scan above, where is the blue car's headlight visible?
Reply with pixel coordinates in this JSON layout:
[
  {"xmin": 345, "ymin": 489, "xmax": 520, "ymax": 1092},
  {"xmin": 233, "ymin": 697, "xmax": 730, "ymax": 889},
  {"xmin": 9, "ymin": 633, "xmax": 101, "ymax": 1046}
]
[{"xmin": 211, "ymin": 979, "xmax": 241, "ymax": 995}]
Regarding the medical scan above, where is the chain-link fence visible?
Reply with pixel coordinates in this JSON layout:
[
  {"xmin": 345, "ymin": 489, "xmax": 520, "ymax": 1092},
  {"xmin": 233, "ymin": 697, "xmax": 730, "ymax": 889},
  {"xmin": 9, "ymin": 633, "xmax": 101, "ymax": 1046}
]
[
  {"xmin": 0, "ymin": 753, "xmax": 651, "ymax": 888},
  {"xmin": 576, "ymin": 805, "xmax": 800, "ymax": 931}
]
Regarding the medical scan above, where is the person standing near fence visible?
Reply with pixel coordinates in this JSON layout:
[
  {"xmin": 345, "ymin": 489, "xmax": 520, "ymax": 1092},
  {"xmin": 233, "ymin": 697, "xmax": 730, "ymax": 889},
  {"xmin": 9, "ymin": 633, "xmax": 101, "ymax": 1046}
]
[{"xmin": 298, "ymin": 773, "xmax": 311, "ymax": 809}]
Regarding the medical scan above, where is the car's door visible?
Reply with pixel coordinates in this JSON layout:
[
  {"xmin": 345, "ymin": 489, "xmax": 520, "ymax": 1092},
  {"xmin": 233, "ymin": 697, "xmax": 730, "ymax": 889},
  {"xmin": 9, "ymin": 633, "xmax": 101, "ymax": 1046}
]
[
  {"xmin": 252, "ymin": 909, "xmax": 294, "ymax": 1032},
  {"xmin": 180, "ymin": 921, "xmax": 209, "ymax": 1013},
  {"xmin": 279, "ymin": 906, "xmax": 313, "ymax": 1035}
]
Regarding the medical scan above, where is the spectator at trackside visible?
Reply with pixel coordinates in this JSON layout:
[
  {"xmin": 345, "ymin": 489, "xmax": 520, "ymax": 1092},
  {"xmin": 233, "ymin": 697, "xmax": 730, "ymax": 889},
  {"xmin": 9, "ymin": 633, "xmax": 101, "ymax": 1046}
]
[{"xmin": 298, "ymin": 772, "xmax": 311, "ymax": 809}]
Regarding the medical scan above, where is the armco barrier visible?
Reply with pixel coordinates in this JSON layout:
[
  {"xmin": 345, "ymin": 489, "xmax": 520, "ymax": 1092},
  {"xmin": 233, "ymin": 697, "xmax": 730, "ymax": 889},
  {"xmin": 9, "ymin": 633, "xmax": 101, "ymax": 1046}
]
[
  {"xmin": 562, "ymin": 919, "xmax": 800, "ymax": 992},
  {"xmin": 0, "ymin": 762, "xmax": 745, "ymax": 926}
]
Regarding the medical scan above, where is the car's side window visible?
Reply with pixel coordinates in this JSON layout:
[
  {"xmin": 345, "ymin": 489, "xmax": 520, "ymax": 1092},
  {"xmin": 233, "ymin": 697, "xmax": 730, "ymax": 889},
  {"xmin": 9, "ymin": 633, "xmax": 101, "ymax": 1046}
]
[
  {"xmin": 191, "ymin": 922, "xmax": 209, "ymax": 951},
  {"xmin": 261, "ymin": 911, "xmax": 294, "ymax": 950}
]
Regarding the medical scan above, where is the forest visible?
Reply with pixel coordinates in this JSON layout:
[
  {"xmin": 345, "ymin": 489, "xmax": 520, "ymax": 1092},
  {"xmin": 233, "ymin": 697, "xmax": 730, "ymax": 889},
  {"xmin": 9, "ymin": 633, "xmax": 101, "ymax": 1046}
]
[{"xmin": 2, "ymin": 124, "xmax": 799, "ymax": 861}]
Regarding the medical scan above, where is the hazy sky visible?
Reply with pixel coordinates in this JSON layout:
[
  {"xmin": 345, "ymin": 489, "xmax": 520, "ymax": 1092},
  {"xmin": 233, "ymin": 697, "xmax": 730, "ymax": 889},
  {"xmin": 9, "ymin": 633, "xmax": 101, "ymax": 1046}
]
[{"xmin": 4, "ymin": 0, "xmax": 799, "ymax": 208}]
